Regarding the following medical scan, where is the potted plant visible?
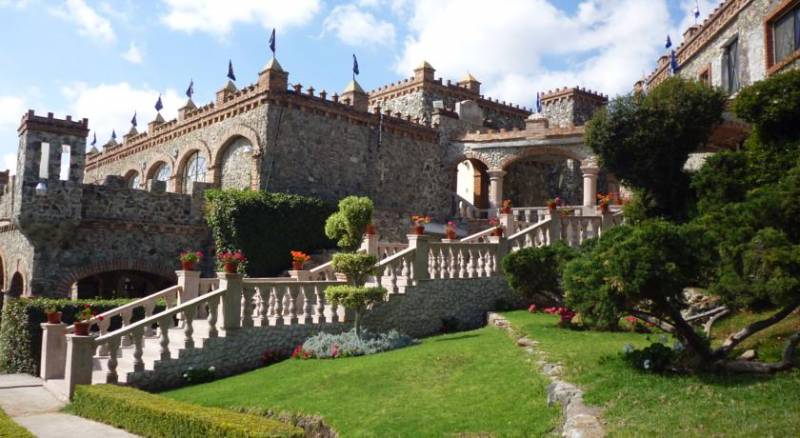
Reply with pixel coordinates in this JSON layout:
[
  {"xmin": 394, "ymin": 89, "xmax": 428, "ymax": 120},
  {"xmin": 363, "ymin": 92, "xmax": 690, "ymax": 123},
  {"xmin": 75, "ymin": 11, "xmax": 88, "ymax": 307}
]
[
  {"xmin": 547, "ymin": 196, "xmax": 562, "ymax": 210},
  {"xmin": 290, "ymin": 250, "xmax": 311, "ymax": 271},
  {"xmin": 218, "ymin": 250, "xmax": 246, "ymax": 274},
  {"xmin": 489, "ymin": 218, "xmax": 503, "ymax": 237},
  {"xmin": 500, "ymin": 199, "xmax": 513, "ymax": 214},
  {"xmin": 73, "ymin": 304, "xmax": 103, "ymax": 336},
  {"xmin": 365, "ymin": 223, "xmax": 377, "ymax": 235},
  {"xmin": 45, "ymin": 306, "xmax": 62, "ymax": 324},
  {"xmin": 597, "ymin": 193, "xmax": 611, "ymax": 213},
  {"xmin": 410, "ymin": 215, "xmax": 431, "ymax": 235},
  {"xmin": 179, "ymin": 251, "xmax": 203, "ymax": 270},
  {"xmin": 444, "ymin": 221, "xmax": 457, "ymax": 240}
]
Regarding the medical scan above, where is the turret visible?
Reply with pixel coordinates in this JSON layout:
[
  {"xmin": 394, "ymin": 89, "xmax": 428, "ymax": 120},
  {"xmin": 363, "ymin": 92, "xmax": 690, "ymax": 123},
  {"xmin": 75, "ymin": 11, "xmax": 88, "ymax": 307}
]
[
  {"xmin": 258, "ymin": 57, "xmax": 289, "ymax": 93},
  {"xmin": 341, "ymin": 79, "xmax": 369, "ymax": 112},
  {"xmin": 458, "ymin": 73, "xmax": 481, "ymax": 94},
  {"xmin": 413, "ymin": 61, "xmax": 435, "ymax": 82}
]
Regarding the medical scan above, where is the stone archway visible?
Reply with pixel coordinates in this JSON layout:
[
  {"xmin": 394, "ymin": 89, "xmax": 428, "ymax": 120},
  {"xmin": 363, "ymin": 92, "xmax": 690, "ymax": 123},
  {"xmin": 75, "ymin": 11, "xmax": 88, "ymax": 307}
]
[
  {"xmin": 215, "ymin": 136, "xmax": 256, "ymax": 189},
  {"xmin": 8, "ymin": 272, "xmax": 23, "ymax": 297},
  {"xmin": 53, "ymin": 259, "xmax": 177, "ymax": 298}
]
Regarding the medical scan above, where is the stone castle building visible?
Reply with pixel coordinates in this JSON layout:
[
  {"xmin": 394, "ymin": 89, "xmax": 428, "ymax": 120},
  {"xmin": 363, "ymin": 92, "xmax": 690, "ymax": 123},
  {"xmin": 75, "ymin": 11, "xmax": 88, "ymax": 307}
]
[{"xmin": 5, "ymin": 0, "xmax": 795, "ymax": 299}]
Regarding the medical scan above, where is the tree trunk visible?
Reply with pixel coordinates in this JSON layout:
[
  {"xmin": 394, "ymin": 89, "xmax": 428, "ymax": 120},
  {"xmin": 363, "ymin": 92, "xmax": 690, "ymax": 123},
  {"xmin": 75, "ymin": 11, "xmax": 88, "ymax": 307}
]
[
  {"xmin": 713, "ymin": 298, "xmax": 800, "ymax": 359},
  {"xmin": 717, "ymin": 331, "xmax": 800, "ymax": 374}
]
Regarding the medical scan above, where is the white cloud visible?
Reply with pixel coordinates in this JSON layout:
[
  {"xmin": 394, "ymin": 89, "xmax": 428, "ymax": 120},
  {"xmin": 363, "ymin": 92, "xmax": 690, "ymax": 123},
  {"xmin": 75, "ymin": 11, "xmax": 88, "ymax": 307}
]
[
  {"xmin": 323, "ymin": 4, "xmax": 396, "ymax": 47},
  {"xmin": 122, "ymin": 42, "xmax": 143, "ymax": 64},
  {"xmin": 50, "ymin": 0, "xmax": 115, "ymax": 42},
  {"xmin": 0, "ymin": 96, "xmax": 26, "ymax": 174},
  {"xmin": 0, "ymin": 0, "xmax": 31, "ymax": 7},
  {"xmin": 3, "ymin": 154, "xmax": 16, "ymax": 175},
  {"xmin": 395, "ymin": 0, "xmax": 672, "ymax": 104},
  {"xmin": 160, "ymin": 0, "xmax": 321, "ymax": 37},
  {"xmin": 61, "ymin": 82, "xmax": 182, "ymax": 147}
]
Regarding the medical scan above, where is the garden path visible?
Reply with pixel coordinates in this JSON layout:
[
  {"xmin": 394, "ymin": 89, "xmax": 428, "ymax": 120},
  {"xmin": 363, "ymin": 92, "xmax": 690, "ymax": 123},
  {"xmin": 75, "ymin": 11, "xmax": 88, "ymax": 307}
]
[{"xmin": 0, "ymin": 374, "xmax": 137, "ymax": 437}]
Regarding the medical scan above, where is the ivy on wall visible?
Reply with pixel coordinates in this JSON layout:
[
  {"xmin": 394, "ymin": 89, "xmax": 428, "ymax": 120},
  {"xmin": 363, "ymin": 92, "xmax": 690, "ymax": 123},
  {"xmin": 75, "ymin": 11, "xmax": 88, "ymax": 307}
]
[{"xmin": 205, "ymin": 190, "xmax": 336, "ymax": 277}]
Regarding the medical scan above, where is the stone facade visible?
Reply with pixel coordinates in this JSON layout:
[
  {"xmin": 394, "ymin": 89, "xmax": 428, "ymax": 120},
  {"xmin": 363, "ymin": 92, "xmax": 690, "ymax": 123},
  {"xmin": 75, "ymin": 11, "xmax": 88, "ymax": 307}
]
[{"xmin": 126, "ymin": 276, "xmax": 519, "ymax": 391}]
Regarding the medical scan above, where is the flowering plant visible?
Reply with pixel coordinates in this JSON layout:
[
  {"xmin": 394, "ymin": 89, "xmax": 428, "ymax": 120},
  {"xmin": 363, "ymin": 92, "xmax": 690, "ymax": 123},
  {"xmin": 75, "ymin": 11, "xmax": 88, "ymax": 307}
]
[
  {"xmin": 547, "ymin": 197, "xmax": 563, "ymax": 209},
  {"xmin": 179, "ymin": 251, "xmax": 203, "ymax": 263},
  {"xmin": 488, "ymin": 217, "xmax": 500, "ymax": 227},
  {"xmin": 544, "ymin": 306, "xmax": 575, "ymax": 325},
  {"xmin": 597, "ymin": 192, "xmax": 612, "ymax": 211},
  {"xmin": 500, "ymin": 199, "xmax": 513, "ymax": 214},
  {"xmin": 291, "ymin": 345, "xmax": 312, "ymax": 360},
  {"xmin": 290, "ymin": 250, "xmax": 311, "ymax": 264},
  {"xmin": 528, "ymin": 304, "xmax": 537, "ymax": 313},
  {"xmin": 410, "ymin": 215, "xmax": 431, "ymax": 225},
  {"xmin": 218, "ymin": 250, "xmax": 246, "ymax": 264},
  {"xmin": 444, "ymin": 221, "xmax": 457, "ymax": 239},
  {"xmin": 74, "ymin": 304, "xmax": 103, "ymax": 323}
]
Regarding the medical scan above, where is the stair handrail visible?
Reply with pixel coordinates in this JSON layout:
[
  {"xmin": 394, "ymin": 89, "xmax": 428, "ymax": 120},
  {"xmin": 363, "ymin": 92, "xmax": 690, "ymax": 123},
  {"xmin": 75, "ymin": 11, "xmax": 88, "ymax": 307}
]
[
  {"xmin": 94, "ymin": 286, "xmax": 226, "ymax": 344},
  {"xmin": 507, "ymin": 218, "xmax": 553, "ymax": 249},
  {"xmin": 309, "ymin": 260, "xmax": 335, "ymax": 280},
  {"xmin": 374, "ymin": 246, "xmax": 416, "ymax": 270},
  {"xmin": 66, "ymin": 284, "xmax": 182, "ymax": 333},
  {"xmin": 460, "ymin": 226, "xmax": 498, "ymax": 243}
]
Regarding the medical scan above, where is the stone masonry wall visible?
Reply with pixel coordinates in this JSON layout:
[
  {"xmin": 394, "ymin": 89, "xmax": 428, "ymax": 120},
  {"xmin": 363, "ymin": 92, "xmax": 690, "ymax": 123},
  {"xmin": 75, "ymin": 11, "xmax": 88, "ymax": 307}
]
[
  {"xmin": 504, "ymin": 158, "xmax": 584, "ymax": 206},
  {"xmin": 127, "ymin": 276, "xmax": 521, "ymax": 390}
]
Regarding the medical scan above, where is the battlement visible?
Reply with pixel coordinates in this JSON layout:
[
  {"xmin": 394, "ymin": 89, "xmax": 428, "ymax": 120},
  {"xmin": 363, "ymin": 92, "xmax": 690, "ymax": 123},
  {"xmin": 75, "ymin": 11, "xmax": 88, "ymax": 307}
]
[
  {"xmin": 457, "ymin": 118, "xmax": 585, "ymax": 142},
  {"xmin": 540, "ymin": 87, "xmax": 608, "ymax": 104},
  {"xmin": 18, "ymin": 110, "xmax": 89, "ymax": 137},
  {"xmin": 644, "ymin": 0, "xmax": 750, "ymax": 88}
]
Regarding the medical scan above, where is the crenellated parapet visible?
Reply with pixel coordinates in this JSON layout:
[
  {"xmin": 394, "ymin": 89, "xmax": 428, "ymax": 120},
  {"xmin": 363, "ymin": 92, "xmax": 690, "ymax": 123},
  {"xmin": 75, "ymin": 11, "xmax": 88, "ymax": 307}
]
[
  {"xmin": 457, "ymin": 116, "xmax": 585, "ymax": 143},
  {"xmin": 539, "ymin": 87, "xmax": 608, "ymax": 127}
]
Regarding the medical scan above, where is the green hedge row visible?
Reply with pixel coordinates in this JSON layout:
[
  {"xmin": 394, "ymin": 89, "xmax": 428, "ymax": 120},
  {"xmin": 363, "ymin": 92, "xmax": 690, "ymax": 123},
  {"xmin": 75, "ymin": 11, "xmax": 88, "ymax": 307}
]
[
  {"xmin": 0, "ymin": 407, "xmax": 33, "ymax": 438},
  {"xmin": 0, "ymin": 298, "xmax": 165, "ymax": 375},
  {"xmin": 205, "ymin": 189, "xmax": 336, "ymax": 277},
  {"xmin": 70, "ymin": 385, "xmax": 303, "ymax": 437}
]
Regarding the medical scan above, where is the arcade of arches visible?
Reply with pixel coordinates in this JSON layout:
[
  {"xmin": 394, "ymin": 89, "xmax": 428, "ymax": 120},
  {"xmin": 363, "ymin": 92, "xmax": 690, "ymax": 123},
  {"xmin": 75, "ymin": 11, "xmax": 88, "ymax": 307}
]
[{"xmin": 74, "ymin": 270, "xmax": 174, "ymax": 300}]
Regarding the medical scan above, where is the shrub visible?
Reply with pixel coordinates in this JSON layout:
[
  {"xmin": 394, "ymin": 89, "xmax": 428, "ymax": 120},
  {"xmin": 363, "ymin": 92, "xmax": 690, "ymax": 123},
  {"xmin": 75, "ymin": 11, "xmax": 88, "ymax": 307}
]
[
  {"xmin": 69, "ymin": 385, "xmax": 302, "ymax": 437},
  {"xmin": 501, "ymin": 241, "xmax": 577, "ymax": 305},
  {"xmin": 331, "ymin": 253, "xmax": 378, "ymax": 286},
  {"xmin": 325, "ymin": 285, "xmax": 386, "ymax": 336},
  {"xmin": 181, "ymin": 365, "xmax": 216, "ymax": 384},
  {"xmin": 324, "ymin": 196, "xmax": 374, "ymax": 252},
  {"xmin": 733, "ymin": 68, "xmax": 800, "ymax": 143},
  {"xmin": 621, "ymin": 341, "xmax": 678, "ymax": 373},
  {"xmin": 0, "ymin": 298, "xmax": 164, "ymax": 375},
  {"xmin": 0, "ymin": 406, "xmax": 32, "ymax": 437},
  {"xmin": 298, "ymin": 329, "xmax": 415, "ymax": 359},
  {"xmin": 205, "ymin": 189, "xmax": 335, "ymax": 277}
]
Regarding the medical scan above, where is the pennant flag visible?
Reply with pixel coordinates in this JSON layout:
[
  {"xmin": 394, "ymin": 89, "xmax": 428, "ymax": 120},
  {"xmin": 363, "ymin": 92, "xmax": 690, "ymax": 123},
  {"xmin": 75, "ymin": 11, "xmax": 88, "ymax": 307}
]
[
  {"xmin": 91, "ymin": 132, "xmax": 96, "ymax": 146},
  {"xmin": 693, "ymin": 0, "xmax": 700, "ymax": 20},
  {"xmin": 536, "ymin": 92, "xmax": 542, "ymax": 113},
  {"xmin": 111, "ymin": 130, "xmax": 117, "ymax": 141},
  {"xmin": 269, "ymin": 28, "xmax": 276, "ymax": 55},
  {"xmin": 665, "ymin": 35, "xmax": 672, "ymax": 49},
  {"xmin": 186, "ymin": 80, "xmax": 194, "ymax": 98},
  {"xmin": 670, "ymin": 50, "xmax": 680, "ymax": 74},
  {"xmin": 352, "ymin": 54, "xmax": 359, "ymax": 77},
  {"xmin": 131, "ymin": 112, "xmax": 137, "ymax": 128},
  {"xmin": 155, "ymin": 94, "xmax": 164, "ymax": 112},
  {"xmin": 227, "ymin": 60, "xmax": 236, "ymax": 81}
]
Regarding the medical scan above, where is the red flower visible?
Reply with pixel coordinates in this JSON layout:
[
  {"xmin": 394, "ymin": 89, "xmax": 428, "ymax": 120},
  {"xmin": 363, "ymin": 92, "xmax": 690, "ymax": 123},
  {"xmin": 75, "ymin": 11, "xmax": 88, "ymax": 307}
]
[
  {"xmin": 625, "ymin": 316, "xmax": 638, "ymax": 323},
  {"xmin": 528, "ymin": 304, "xmax": 537, "ymax": 313},
  {"xmin": 97, "ymin": 315, "xmax": 104, "ymax": 322}
]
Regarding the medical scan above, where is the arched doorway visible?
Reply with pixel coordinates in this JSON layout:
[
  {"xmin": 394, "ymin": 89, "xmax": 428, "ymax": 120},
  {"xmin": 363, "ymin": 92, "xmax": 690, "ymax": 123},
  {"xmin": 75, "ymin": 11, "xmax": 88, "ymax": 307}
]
[
  {"xmin": 8, "ymin": 272, "xmax": 23, "ymax": 297},
  {"xmin": 75, "ymin": 270, "xmax": 173, "ymax": 300},
  {"xmin": 219, "ymin": 137, "xmax": 254, "ymax": 189},
  {"xmin": 455, "ymin": 158, "xmax": 489, "ymax": 209}
]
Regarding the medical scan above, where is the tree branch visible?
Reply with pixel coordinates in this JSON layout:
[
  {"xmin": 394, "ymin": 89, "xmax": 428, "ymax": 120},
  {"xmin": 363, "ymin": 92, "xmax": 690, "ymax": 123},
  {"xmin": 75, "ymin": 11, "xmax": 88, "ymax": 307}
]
[
  {"xmin": 713, "ymin": 299, "xmax": 800, "ymax": 359},
  {"xmin": 716, "ymin": 331, "xmax": 800, "ymax": 374},
  {"xmin": 685, "ymin": 305, "xmax": 728, "ymax": 323},
  {"xmin": 704, "ymin": 308, "xmax": 731, "ymax": 338},
  {"xmin": 629, "ymin": 309, "xmax": 675, "ymax": 333}
]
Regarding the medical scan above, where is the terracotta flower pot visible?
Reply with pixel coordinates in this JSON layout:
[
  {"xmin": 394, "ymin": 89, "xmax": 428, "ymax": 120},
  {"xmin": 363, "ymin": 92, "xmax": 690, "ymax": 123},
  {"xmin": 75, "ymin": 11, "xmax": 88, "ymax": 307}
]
[
  {"xmin": 46, "ymin": 311, "xmax": 62, "ymax": 324},
  {"xmin": 445, "ymin": 230, "xmax": 457, "ymax": 240},
  {"xmin": 492, "ymin": 227, "xmax": 504, "ymax": 237},
  {"xmin": 73, "ymin": 322, "xmax": 90, "ymax": 336},
  {"xmin": 547, "ymin": 203, "xmax": 557, "ymax": 210},
  {"xmin": 413, "ymin": 225, "xmax": 425, "ymax": 235},
  {"xmin": 500, "ymin": 207, "xmax": 512, "ymax": 214},
  {"xmin": 292, "ymin": 261, "xmax": 304, "ymax": 271},
  {"xmin": 365, "ymin": 224, "xmax": 377, "ymax": 235},
  {"xmin": 223, "ymin": 262, "xmax": 238, "ymax": 273},
  {"xmin": 181, "ymin": 261, "xmax": 195, "ymax": 271}
]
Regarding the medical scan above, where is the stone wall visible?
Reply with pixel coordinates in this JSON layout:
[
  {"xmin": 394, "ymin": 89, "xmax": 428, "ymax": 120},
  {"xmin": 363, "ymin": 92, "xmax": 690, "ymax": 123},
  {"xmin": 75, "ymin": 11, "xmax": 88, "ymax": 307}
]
[
  {"xmin": 126, "ymin": 276, "xmax": 521, "ymax": 390},
  {"xmin": 504, "ymin": 158, "xmax": 584, "ymax": 206},
  {"xmin": 0, "ymin": 227, "xmax": 35, "ymax": 294}
]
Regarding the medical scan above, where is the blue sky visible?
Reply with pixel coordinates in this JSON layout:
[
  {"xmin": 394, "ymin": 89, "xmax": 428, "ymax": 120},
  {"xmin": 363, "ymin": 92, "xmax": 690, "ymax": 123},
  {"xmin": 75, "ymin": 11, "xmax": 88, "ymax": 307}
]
[{"xmin": 0, "ymin": 0, "xmax": 719, "ymax": 173}]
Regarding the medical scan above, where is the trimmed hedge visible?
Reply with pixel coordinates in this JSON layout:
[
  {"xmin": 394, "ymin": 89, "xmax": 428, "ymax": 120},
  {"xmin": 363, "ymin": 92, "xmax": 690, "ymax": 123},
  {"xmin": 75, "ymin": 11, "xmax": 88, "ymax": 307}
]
[
  {"xmin": 0, "ymin": 298, "xmax": 165, "ymax": 375},
  {"xmin": 205, "ymin": 189, "xmax": 336, "ymax": 277},
  {"xmin": 0, "ymin": 407, "xmax": 33, "ymax": 438},
  {"xmin": 70, "ymin": 385, "xmax": 303, "ymax": 437}
]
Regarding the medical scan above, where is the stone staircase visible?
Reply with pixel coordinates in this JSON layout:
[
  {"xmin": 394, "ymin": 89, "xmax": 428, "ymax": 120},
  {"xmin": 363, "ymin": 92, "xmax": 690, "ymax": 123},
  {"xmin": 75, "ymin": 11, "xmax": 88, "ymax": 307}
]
[{"xmin": 39, "ymin": 206, "xmax": 623, "ymax": 399}]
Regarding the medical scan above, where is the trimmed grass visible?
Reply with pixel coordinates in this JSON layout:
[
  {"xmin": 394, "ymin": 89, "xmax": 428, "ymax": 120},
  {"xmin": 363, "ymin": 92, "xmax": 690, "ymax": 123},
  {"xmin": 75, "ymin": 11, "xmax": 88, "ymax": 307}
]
[
  {"xmin": 0, "ymin": 407, "xmax": 33, "ymax": 438},
  {"xmin": 165, "ymin": 326, "xmax": 560, "ymax": 437},
  {"xmin": 504, "ymin": 310, "xmax": 800, "ymax": 437}
]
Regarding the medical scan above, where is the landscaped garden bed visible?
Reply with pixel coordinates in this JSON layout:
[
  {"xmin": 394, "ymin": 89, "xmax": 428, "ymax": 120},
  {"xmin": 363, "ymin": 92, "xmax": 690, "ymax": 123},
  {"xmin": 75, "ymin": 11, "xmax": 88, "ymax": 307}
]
[
  {"xmin": 164, "ymin": 325, "xmax": 560, "ymax": 436},
  {"xmin": 503, "ymin": 310, "xmax": 800, "ymax": 436}
]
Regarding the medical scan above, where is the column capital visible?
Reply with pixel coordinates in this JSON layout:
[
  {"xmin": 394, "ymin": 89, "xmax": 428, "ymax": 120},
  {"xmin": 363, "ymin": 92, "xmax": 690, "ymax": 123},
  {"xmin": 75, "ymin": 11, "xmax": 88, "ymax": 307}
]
[
  {"xmin": 176, "ymin": 270, "xmax": 201, "ymax": 279},
  {"xmin": 487, "ymin": 169, "xmax": 507, "ymax": 179},
  {"xmin": 580, "ymin": 165, "xmax": 600, "ymax": 175}
]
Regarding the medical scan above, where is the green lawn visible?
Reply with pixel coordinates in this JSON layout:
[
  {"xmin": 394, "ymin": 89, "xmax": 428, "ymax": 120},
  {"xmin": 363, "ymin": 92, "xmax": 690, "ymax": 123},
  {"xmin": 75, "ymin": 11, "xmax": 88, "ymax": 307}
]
[
  {"xmin": 503, "ymin": 310, "xmax": 800, "ymax": 437},
  {"xmin": 165, "ymin": 326, "xmax": 560, "ymax": 437},
  {"xmin": 0, "ymin": 407, "xmax": 32, "ymax": 438}
]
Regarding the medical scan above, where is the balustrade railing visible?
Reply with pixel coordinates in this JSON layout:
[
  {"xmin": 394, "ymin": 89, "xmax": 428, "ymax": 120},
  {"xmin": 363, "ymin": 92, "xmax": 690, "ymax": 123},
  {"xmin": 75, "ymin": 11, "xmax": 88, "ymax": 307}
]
[
  {"xmin": 507, "ymin": 219, "xmax": 552, "ymax": 252},
  {"xmin": 373, "ymin": 247, "xmax": 416, "ymax": 294},
  {"xmin": 560, "ymin": 216, "xmax": 602, "ymax": 247},
  {"xmin": 243, "ymin": 279, "xmax": 346, "ymax": 327},
  {"xmin": 427, "ymin": 242, "xmax": 499, "ymax": 279}
]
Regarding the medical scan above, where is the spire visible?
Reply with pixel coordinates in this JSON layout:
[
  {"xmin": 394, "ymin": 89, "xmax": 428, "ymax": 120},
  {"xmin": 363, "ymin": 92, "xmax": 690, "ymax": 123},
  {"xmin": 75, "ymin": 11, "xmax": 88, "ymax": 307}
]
[
  {"xmin": 343, "ymin": 79, "xmax": 365, "ymax": 94},
  {"xmin": 341, "ymin": 79, "xmax": 368, "ymax": 111},
  {"xmin": 413, "ymin": 60, "xmax": 435, "ymax": 82}
]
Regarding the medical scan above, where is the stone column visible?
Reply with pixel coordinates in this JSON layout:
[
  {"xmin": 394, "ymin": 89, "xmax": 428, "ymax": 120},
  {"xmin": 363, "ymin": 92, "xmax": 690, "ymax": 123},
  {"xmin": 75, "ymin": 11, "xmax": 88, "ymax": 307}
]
[
  {"xmin": 177, "ymin": 270, "xmax": 201, "ymax": 320},
  {"xmin": 581, "ymin": 164, "xmax": 599, "ymax": 214},
  {"xmin": 487, "ymin": 169, "xmax": 506, "ymax": 218},
  {"xmin": 64, "ymin": 335, "xmax": 95, "ymax": 400},
  {"xmin": 362, "ymin": 232, "xmax": 379, "ymax": 258},
  {"xmin": 40, "ymin": 323, "xmax": 67, "ymax": 380},
  {"xmin": 217, "ymin": 272, "xmax": 243, "ymax": 331},
  {"xmin": 406, "ymin": 234, "xmax": 431, "ymax": 281},
  {"xmin": 499, "ymin": 213, "xmax": 515, "ymax": 236}
]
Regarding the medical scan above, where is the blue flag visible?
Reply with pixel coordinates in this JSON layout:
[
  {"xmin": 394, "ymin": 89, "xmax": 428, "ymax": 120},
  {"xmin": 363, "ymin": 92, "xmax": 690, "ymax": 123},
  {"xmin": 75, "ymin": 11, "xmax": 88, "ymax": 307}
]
[
  {"xmin": 186, "ymin": 80, "xmax": 194, "ymax": 98},
  {"xmin": 352, "ymin": 54, "xmax": 359, "ymax": 76},
  {"xmin": 111, "ymin": 130, "xmax": 117, "ymax": 141},
  {"xmin": 227, "ymin": 60, "xmax": 236, "ymax": 81},
  {"xmin": 670, "ymin": 50, "xmax": 680, "ymax": 74},
  {"xmin": 665, "ymin": 35, "xmax": 672, "ymax": 49},
  {"xmin": 269, "ymin": 28, "xmax": 275, "ymax": 54},
  {"xmin": 155, "ymin": 95, "xmax": 163, "ymax": 112},
  {"xmin": 91, "ymin": 132, "xmax": 96, "ymax": 146},
  {"xmin": 131, "ymin": 112, "xmax": 137, "ymax": 127},
  {"xmin": 536, "ymin": 92, "xmax": 542, "ymax": 113},
  {"xmin": 693, "ymin": 1, "xmax": 700, "ymax": 20}
]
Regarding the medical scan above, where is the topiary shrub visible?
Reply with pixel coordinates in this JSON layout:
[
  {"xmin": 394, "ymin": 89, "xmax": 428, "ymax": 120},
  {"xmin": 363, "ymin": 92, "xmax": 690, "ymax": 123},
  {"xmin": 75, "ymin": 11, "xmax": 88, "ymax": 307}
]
[
  {"xmin": 69, "ymin": 385, "xmax": 302, "ymax": 437},
  {"xmin": 0, "ymin": 298, "xmax": 164, "ymax": 375},
  {"xmin": 501, "ymin": 241, "xmax": 577, "ymax": 306},
  {"xmin": 325, "ymin": 285, "xmax": 386, "ymax": 337},
  {"xmin": 324, "ymin": 196, "xmax": 373, "ymax": 252},
  {"xmin": 331, "ymin": 253, "xmax": 378, "ymax": 287},
  {"xmin": 297, "ymin": 329, "xmax": 415, "ymax": 359},
  {"xmin": 205, "ymin": 189, "xmax": 335, "ymax": 276}
]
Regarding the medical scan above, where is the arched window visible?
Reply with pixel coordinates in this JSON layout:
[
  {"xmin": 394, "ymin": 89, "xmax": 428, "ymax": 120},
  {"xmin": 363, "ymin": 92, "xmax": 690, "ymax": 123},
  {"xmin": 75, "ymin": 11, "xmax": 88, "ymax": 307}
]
[
  {"xmin": 126, "ymin": 170, "xmax": 141, "ymax": 189},
  {"xmin": 153, "ymin": 162, "xmax": 172, "ymax": 182},
  {"xmin": 182, "ymin": 151, "xmax": 207, "ymax": 193},
  {"xmin": 9, "ymin": 272, "xmax": 24, "ymax": 298},
  {"xmin": 220, "ymin": 137, "xmax": 253, "ymax": 189}
]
